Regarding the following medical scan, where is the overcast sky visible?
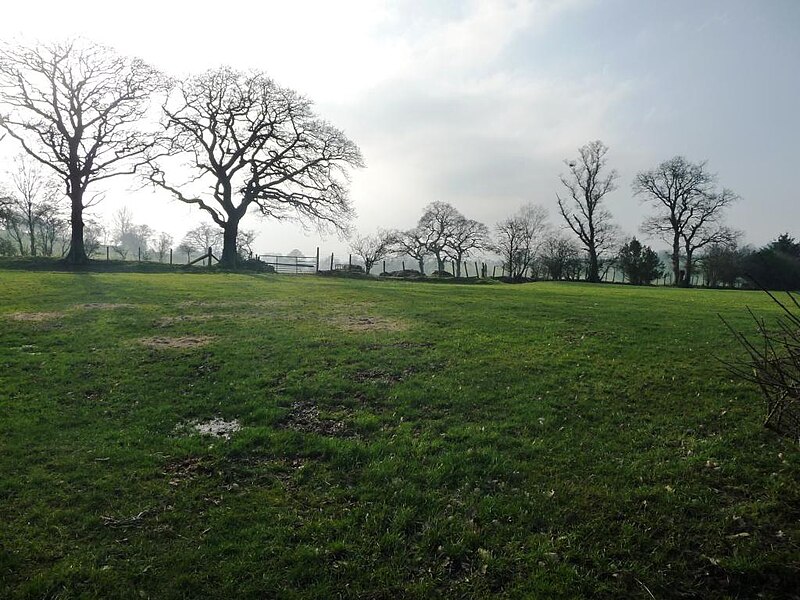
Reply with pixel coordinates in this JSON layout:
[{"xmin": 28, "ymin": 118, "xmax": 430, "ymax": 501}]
[{"xmin": 1, "ymin": 0, "xmax": 798, "ymax": 256}]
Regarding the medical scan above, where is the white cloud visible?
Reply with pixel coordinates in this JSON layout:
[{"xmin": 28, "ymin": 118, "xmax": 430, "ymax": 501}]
[{"xmin": 0, "ymin": 0, "xmax": 635, "ymax": 255}]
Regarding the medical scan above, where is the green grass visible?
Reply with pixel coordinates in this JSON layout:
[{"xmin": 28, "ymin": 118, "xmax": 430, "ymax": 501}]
[{"xmin": 0, "ymin": 271, "xmax": 797, "ymax": 599}]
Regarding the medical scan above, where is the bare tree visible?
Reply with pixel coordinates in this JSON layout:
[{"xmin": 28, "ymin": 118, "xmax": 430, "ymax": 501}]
[
  {"xmin": 418, "ymin": 201, "xmax": 462, "ymax": 272},
  {"xmin": 391, "ymin": 227, "xmax": 430, "ymax": 274},
  {"xmin": 4, "ymin": 155, "xmax": 62, "ymax": 256},
  {"xmin": 350, "ymin": 230, "xmax": 393, "ymax": 274},
  {"xmin": 146, "ymin": 67, "xmax": 363, "ymax": 267},
  {"xmin": 540, "ymin": 234, "xmax": 582, "ymax": 281},
  {"xmin": 557, "ymin": 140, "xmax": 618, "ymax": 283},
  {"xmin": 236, "ymin": 229, "xmax": 258, "ymax": 259},
  {"xmin": 111, "ymin": 207, "xmax": 134, "ymax": 259},
  {"xmin": 176, "ymin": 242, "xmax": 194, "ymax": 263},
  {"xmin": 445, "ymin": 217, "xmax": 489, "ymax": 277},
  {"xmin": 634, "ymin": 156, "xmax": 739, "ymax": 286},
  {"xmin": 110, "ymin": 208, "xmax": 153, "ymax": 259},
  {"xmin": 494, "ymin": 204, "xmax": 549, "ymax": 280},
  {"xmin": 155, "ymin": 232, "xmax": 173, "ymax": 263},
  {"xmin": 181, "ymin": 223, "xmax": 222, "ymax": 255},
  {"xmin": 83, "ymin": 220, "xmax": 105, "ymax": 257},
  {"xmin": 0, "ymin": 40, "xmax": 164, "ymax": 264}
]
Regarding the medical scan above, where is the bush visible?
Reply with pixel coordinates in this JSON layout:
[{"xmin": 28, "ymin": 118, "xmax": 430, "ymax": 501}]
[
  {"xmin": 429, "ymin": 270, "xmax": 454, "ymax": 278},
  {"xmin": 339, "ymin": 264, "xmax": 365, "ymax": 273},
  {"xmin": 382, "ymin": 269, "xmax": 423, "ymax": 278},
  {"xmin": 724, "ymin": 290, "xmax": 800, "ymax": 443},
  {"xmin": 237, "ymin": 258, "xmax": 275, "ymax": 273},
  {"xmin": 617, "ymin": 238, "xmax": 663, "ymax": 285}
]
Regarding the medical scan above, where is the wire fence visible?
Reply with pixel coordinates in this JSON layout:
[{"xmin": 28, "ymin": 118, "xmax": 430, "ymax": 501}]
[{"xmin": 87, "ymin": 244, "xmax": 745, "ymax": 288}]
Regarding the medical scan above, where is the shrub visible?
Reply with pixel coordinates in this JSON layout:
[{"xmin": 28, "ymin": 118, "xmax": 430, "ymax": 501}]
[
  {"xmin": 723, "ymin": 290, "xmax": 800, "ymax": 443},
  {"xmin": 617, "ymin": 238, "xmax": 663, "ymax": 285}
]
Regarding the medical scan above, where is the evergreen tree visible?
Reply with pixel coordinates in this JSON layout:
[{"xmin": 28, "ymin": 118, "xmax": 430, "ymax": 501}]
[{"xmin": 617, "ymin": 238, "xmax": 664, "ymax": 285}]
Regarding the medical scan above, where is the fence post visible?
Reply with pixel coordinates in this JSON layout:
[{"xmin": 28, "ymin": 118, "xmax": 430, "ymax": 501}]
[
  {"xmin": 349, "ymin": 254, "xmax": 352, "ymax": 269},
  {"xmin": 138, "ymin": 247, "xmax": 141, "ymax": 262},
  {"xmin": 207, "ymin": 247, "xmax": 212, "ymax": 267},
  {"xmin": 169, "ymin": 248, "xmax": 173, "ymax": 265},
  {"xmin": 492, "ymin": 265, "xmax": 497, "ymax": 277},
  {"xmin": 330, "ymin": 252, "xmax": 334, "ymax": 271},
  {"xmin": 464, "ymin": 262, "xmax": 469, "ymax": 278},
  {"xmin": 402, "ymin": 260, "xmax": 406, "ymax": 271},
  {"xmin": 106, "ymin": 246, "xmax": 110, "ymax": 261},
  {"xmin": 315, "ymin": 247, "xmax": 320, "ymax": 272},
  {"xmin": 382, "ymin": 260, "xmax": 386, "ymax": 274}
]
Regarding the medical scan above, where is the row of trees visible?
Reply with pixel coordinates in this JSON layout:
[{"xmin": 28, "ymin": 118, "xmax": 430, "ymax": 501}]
[
  {"xmin": 0, "ymin": 39, "xmax": 362, "ymax": 266},
  {"xmin": 0, "ymin": 185, "xmax": 255, "ymax": 264},
  {"xmin": 0, "ymin": 156, "xmax": 72, "ymax": 257},
  {"xmin": 1, "ymin": 40, "xmax": 791, "ymax": 288},
  {"xmin": 346, "ymin": 140, "xmax": 745, "ymax": 288},
  {"xmin": 555, "ymin": 141, "xmax": 738, "ymax": 287},
  {"xmin": 700, "ymin": 234, "xmax": 800, "ymax": 291}
]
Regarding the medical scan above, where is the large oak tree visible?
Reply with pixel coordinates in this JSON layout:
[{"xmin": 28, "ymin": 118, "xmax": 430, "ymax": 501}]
[
  {"xmin": 147, "ymin": 67, "xmax": 363, "ymax": 267},
  {"xmin": 0, "ymin": 40, "xmax": 163, "ymax": 264},
  {"xmin": 634, "ymin": 156, "xmax": 738, "ymax": 286}
]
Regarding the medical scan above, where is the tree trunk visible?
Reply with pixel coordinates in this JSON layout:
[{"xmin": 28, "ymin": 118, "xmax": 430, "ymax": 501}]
[
  {"xmin": 417, "ymin": 258, "xmax": 425, "ymax": 274},
  {"xmin": 435, "ymin": 253, "xmax": 444, "ymax": 272},
  {"xmin": 454, "ymin": 257, "xmax": 462, "ymax": 277},
  {"xmin": 671, "ymin": 235, "xmax": 681, "ymax": 287},
  {"xmin": 27, "ymin": 216, "xmax": 36, "ymax": 257},
  {"xmin": 220, "ymin": 219, "xmax": 240, "ymax": 267},
  {"xmin": 683, "ymin": 248, "xmax": 694, "ymax": 288},
  {"xmin": 587, "ymin": 247, "xmax": 599, "ymax": 283},
  {"xmin": 64, "ymin": 191, "xmax": 88, "ymax": 265}
]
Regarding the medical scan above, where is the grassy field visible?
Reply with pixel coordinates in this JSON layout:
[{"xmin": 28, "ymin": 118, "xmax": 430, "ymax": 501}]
[{"xmin": 1, "ymin": 270, "xmax": 798, "ymax": 598}]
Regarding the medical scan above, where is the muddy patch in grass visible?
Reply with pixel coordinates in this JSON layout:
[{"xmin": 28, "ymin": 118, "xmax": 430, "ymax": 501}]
[
  {"xmin": 333, "ymin": 314, "xmax": 408, "ymax": 333},
  {"xmin": 139, "ymin": 336, "xmax": 214, "ymax": 349},
  {"xmin": 281, "ymin": 401, "xmax": 350, "ymax": 437},
  {"xmin": 78, "ymin": 302, "xmax": 136, "ymax": 310},
  {"xmin": 154, "ymin": 314, "xmax": 214, "ymax": 328},
  {"xmin": 177, "ymin": 299, "xmax": 289, "ymax": 310},
  {"xmin": 363, "ymin": 341, "xmax": 434, "ymax": 350},
  {"xmin": 6, "ymin": 311, "xmax": 64, "ymax": 322},
  {"xmin": 353, "ymin": 367, "xmax": 416, "ymax": 384},
  {"xmin": 163, "ymin": 456, "xmax": 214, "ymax": 486}
]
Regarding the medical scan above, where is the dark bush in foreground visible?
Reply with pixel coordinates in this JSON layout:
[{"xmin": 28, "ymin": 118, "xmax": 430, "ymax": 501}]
[{"xmin": 724, "ymin": 290, "xmax": 800, "ymax": 442}]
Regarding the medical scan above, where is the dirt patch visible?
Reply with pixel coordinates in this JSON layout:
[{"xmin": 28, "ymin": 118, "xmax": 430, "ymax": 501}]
[
  {"xmin": 353, "ymin": 367, "xmax": 416, "ymax": 384},
  {"xmin": 139, "ymin": 336, "xmax": 214, "ymax": 349},
  {"xmin": 154, "ymin": 315, "xmax": 213, "ymax": 327},
  {"xmin": 363, "ymin": 341, "xmax": 434, "ymax": 350},
  {"xmin": 79, "ymin": 303, "xmax": 136, "ymax": 310},
  {"xmin": 333, "ymin": 315, "xmax": 408, "ymax": 332},
  {"xmin": 281, "ymin": 401, "xmax": 349, "ymax": 437},
  {"xmin": 6, "ymin": 311, "xmax": 63, "ymax": 322},
  {"xmin": 163, "ymin": 456, "xmax": 213, "ymax": 486},
  {"xmin": 188, "ymin": 418, "xmax": 241, "ymax": 440}
]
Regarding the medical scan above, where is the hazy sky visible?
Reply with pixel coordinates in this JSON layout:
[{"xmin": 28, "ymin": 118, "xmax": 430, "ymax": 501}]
[{"xmin": 1, "ymin": 0, "xmax": 798, "ymax": 256}]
